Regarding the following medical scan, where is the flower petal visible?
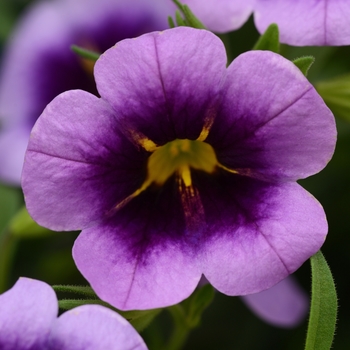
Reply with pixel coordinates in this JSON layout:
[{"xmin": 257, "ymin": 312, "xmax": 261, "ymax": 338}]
[
  {"xmin": 241, "ymin": 276, "xmax": 309, "ymax": 328},
  {"xmin": 208, "ymin": 50, "xmax": 336, "ymax": 182},
  {"xmin": 22, "ymin": 90, "xmax": 148, "ymax": 231},
  {"xmin": 95, "ymin": 27, "xmax": 227, "ymax": 144},
  {"xmin": 48, "ymin": 305, "xmax": 147, "ymax": 350},
  {"xmin": 254, "ymin": 0, "xmax": 350, "ymax": 46},
  {"xmin": 73, "ymin": 179, "xmax": 202, "ymax": 310},
  {"xmin": 181, "ymin": 0, "xmax": 253, "ymax": 33},
  {"xmin": 0, "ymin": 278, "xmax": 57, "ymax": 350},
  {"xmin": 199, "ymin": 177, "xmax": 327, "ymax": 296}
]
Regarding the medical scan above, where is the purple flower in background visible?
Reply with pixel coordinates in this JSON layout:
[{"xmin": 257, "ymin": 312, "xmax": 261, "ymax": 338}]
[
  {"xmin": 0, "ymin": 277, "xmax": 147, "ymax": 350},
  {"xmin": 181, "ymin": 0, "xmax": 350, "ymax": 46},
  {"xmin": 0, "ymin": 0, "xmax": 170, "ymax": 184},
  {"xmin": 199, "ymin": 274, "xmax": 309, "ymax": 328},
  {"xmin": 22, "ymin": 27, "xmax": 336, "ymax": 310},
  {"xmin": 179, "ymin": 0, "xmax": 254, "ymax": 33},
  {"xmin": 241, "ymin": 276, "xmax": 308, "ymax": 328}
]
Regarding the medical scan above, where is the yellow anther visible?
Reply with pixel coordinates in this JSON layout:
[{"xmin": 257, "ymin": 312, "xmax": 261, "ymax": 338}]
[
  {"xmin": 140, "ymin": 138, "xmax": 158, "ymax": 152},
  {"xmin": 197, "ymin": 115, "xmax": 215, "ymax": 142},
  {"xmin": 218, "ymin": 163, "xmax": 239, "ymax": 175},
  {"xmin": 129, "ymin": 130, "xmax": 158, "ymax": 152}
]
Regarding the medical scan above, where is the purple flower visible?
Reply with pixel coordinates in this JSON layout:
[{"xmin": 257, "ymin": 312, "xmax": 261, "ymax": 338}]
[
  {"xmin": 0, "ymin": 277, "xmax": 147, "ymax": 350},
  {"xmin": 241, "ymin": 276, "xmax": 309, "ymax": 328},
  {"xmin": 0, "ymin": 0, "xmax": 170, "ymax": 184},
  {"xmin": 199, "ymin": 274, "xmax": 309, "ymax": 327},
  {"xmin": 181, "ymin": 0, "xmax": 350, "ymax": 46},
  {"xmin": 22, "ymin": 27, "xmax": 336, "ymax": 310}
]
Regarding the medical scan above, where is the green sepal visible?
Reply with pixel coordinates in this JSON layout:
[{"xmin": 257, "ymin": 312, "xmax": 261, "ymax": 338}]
[
  {"xmin": 180, "ymin": 283, "xmax": 215, "ymax": 327},
  {"xmin": 9, "ymin": 206, "xmax": 52, "ymax": 238},
  {"xmin": 52, "ymin": 285, "xmax": 98, "ymax": 299},
  {"xmin": 118, "ymin": 308, "xmax": 162, "ymax": 332},
  {"xmin": 58, "ymin": 298, "xmax": 161, "ymax": 332},
  {"xmin": 253, "ymin": 23, "xmax": 280, "ymax": 53},
  {"xmin": 168, "ymin": 16, "xmax": 176, "ymax": 29},
  {"xmin": 315, "ymin": 73, "xmax": 350, "ymax": 122},
  {"xmin": 293, "ymin": 56, "xmax": 315, "ymax": 77},
  {"xmin": 172, "ymin": 0, "xmax": 206, "ymax": 29},
  {"xmin": 175, "ymin": 9, "xmax": 187, "ymax": 27},
  {"xmin": 304, "ymin": 250, "xmax": 338, "ymax": 350},
  {"xmin": 71, "ymin": 45, "xmax": 100, "ymax": 62}
]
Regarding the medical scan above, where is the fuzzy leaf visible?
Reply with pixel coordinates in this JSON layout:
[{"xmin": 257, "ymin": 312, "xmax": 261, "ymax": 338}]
[
  {"xmin": 305, "ymin": 251, "xmax": 337, "ymax": 350},
  {"xmin": 53, "ymin": 285, "xmax": 98, "ymax": 299}
]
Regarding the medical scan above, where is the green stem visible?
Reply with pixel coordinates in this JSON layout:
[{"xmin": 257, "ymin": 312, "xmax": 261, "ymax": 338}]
[
  {"xmin": 0, "ymin": 229, "xmax": 18, "ymax": 292},
  {"xmin": 165, "ymin": 305, "xmax": 191, "ymax": 350}
]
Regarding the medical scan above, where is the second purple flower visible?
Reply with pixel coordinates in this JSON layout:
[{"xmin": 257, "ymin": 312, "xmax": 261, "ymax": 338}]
[{"xmin": 22, "ymin": 27, "xmax": 336, "ymax": 310}]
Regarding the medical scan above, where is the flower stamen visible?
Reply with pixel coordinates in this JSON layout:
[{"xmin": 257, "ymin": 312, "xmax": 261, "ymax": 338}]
[
  {"xmin": 197, "ymin": 115, "xmax": 215, "ymax": 142},
  {"xmin": 129, "ymin": 129, "xmax": 159, "ymax": 152}
]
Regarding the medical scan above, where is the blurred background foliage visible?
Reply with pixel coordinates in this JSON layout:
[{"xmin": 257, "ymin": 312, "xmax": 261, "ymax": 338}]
[{"xmin": 1, "ymin": 1, "xmax": 350, "ymax": 349}]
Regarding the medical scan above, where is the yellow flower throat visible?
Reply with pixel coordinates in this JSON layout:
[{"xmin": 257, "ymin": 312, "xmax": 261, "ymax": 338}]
[{"xmin": 147, "ymin": 139, "xmax": 217, "ymax": 187}]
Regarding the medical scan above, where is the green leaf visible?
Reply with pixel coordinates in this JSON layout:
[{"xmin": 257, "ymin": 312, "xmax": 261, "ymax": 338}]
[
  {"xmin": 9, "ymin": 206, "xmax": 53, "ymax": 238},
  {"xmin": 305, "ymin": 250, "xmax": 338, "ymax": 350},
  {"xmin": 52, "ymin": 285, "xmax": 98, "ymax": 299},
  {"xmin": 293, "ymin": 56, "xmax": 315, "ymax": 76},
  {"xmin": 71, "ymin": 45, "xmax": 100, "ymax": 62},
  {"xmin": 253, "ymin": 23, "xmax": 280, "ymax": 53},
  {"xmin": 315, "ymin": 73, "xmax": 350, "ymax": 122}
]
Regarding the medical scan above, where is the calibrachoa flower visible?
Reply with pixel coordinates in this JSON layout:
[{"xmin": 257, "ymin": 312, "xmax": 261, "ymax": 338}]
[
  {"xmin": 181, "ymin": 0, "xmax": 350, "ymax": 46},
  {"xmin": 0, "ymin": 0, "xmax": 170, "ymax": 184},
  {"xmin": 22, "ymin": 27, "xmax": 336, "ymax": 310},
  {"xmin": 0, "ymin": 277, "xmax": 147, "ymax": 350}
]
